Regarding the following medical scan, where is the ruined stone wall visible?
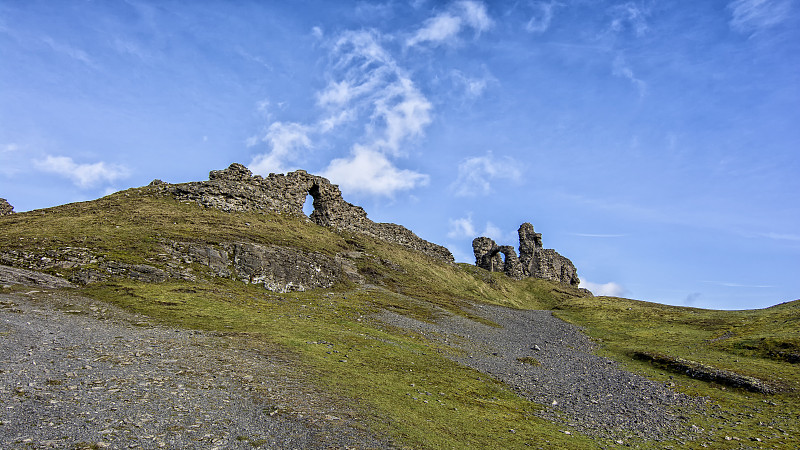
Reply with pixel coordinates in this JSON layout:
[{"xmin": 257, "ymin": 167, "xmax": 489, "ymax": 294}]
[
  {"xmin": 0, "ymin": 198, "xmax": 13, "ymax": 215},
  {"xmin": 163, "ymin": 163, "xmax": 454, "ymax": 264},
  {"xmin": 472, "ymin": 222, "xmax": 579, "ymax": 286}
]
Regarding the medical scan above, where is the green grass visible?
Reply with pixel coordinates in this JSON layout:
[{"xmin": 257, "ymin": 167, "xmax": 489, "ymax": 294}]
[
  {"xmin": 2, "ymin": 187, "xmax": 798, "ymax": 448},
  {"xmin": 80, "ymin": 279, "xmax": 592, "ymax": 449}
]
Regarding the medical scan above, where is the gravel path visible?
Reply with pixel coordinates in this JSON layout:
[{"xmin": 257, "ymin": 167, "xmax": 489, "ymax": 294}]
[
  {"xmin": 0, "ymin": 290, "xmax": 388, "ymax": 449},
  {"xmin": 379, "ymin": 303, "xmax": 707, "ymax": 442}
]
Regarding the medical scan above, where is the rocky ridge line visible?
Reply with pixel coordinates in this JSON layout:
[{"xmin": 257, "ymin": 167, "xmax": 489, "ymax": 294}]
[{"xmin": 160, "ymin": 163, "xmax": 454, "ymax": 264}]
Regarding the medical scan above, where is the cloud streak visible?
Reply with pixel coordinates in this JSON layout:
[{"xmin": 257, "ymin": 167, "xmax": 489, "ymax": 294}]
[
  {"xmin": 728, "ymin": 0, "xmax": 791, "ymax": 34},
  {"xmin": 525, "ymin": 1, "xmax": 559, "ymax": 34},
  {"xmin": 451, "ymin": 152, "xmax": 522, "ymax": 197}
]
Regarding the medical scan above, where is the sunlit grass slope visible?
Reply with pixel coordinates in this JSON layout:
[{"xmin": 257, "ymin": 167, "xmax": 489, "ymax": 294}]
[{"xmin": 1, "ymin": 186, "xmax": 798, "ymax": 448}]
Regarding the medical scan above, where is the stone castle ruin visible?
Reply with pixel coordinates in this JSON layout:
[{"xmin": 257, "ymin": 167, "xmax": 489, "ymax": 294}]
[
  {"xmin": 162, "ymin": 163, "xmax": 454, "ymax": 264},
  {"xmin": 473, "ymin": 223, "xmax": 579, "ymax": 286}
]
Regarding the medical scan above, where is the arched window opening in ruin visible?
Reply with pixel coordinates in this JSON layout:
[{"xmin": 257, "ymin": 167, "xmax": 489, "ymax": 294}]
[
  {"xmin": 488, "ymin": 248, "xmax": 505, "ymax": 272},
  {"xmin": 302, "ymin": 194, "xmax": 314, "ymax": 217},
  {"xmin": 304, "ymin": 184, "xmax": 322, "ymax": 219}
]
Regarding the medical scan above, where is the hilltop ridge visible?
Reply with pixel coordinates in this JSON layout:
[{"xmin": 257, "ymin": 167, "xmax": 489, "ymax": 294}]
[{"xmin": 160, "ymin": 163, "xmax": 454, "ymax": 264}]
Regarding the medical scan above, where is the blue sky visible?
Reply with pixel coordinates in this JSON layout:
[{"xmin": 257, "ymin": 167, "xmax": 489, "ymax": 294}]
[{"xmin": 1, "ymin": 0, "xmax": 798, "ymax": 310}]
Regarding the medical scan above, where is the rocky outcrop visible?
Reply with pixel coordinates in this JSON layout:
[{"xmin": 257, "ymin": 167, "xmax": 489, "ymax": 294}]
[
  {"xmin": 472, "ymin": 223, "xmax": 579, "ymax": 286},
  {"xmin": 632, "ymin": 351, "xmax": 776, "ymax": 394},
  {"xmin": 163, "ymin": 241, "xmax": 362, "ymax": 293},
  {"xmin": 0, "ymin": 198, "xmax": 13, "ymax": 215},
  {"xmin": 161, "ymin": 164, "xmax": 454, "ymax": 264},
  {"xmin": 1, "ymin": 240, "xmax": 356, "ymax": 293}
]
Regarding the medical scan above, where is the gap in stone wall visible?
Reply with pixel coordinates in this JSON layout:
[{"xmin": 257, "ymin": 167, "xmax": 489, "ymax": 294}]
[{"xmin": 302, "ymin": 194, "xmax": 314, "ymax": 217}]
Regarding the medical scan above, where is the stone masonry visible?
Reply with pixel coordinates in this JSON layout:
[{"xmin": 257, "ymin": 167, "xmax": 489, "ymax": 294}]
[
  {"xmin": 472, "ymin": 223, "xmax": 579, "ymax": 286},
  {"xmin": 0, "ymin": 198, "xmax": 13, "ymax": 215},
  {"xmin": 162, "ymin": 163, "xmax": 454, "ymax": 264}
]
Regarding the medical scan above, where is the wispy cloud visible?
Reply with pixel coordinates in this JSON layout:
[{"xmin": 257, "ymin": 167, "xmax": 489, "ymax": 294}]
[
  {"xmin": 580, "ymin": 280, "xmax": 628, "ymax": 297},
  {"xmin": 525, "ymin": 1, "xmax": 559, "ymax": 34},
  {"xmin": 728, "ymin": 0, "xmax": 792, "ymax": 34},
  {"xmin": 703, "ymin": 280, "xmax": 775, "ymax": 288},
  {"xmin": 450, "ymin": 69, "xmax": 493, "ymax": 99},
  {"xmin": 249, "ymin": 3, "xmax": 494, "ymax": 196},
  {"xmin": 248, "ymin": 122, "xmax": 313, "ymax": 175},
  {"xmin": 447, "ymin": 214, "xmax": 515, "ymax": 243},
  {"xmin": 1, "ymin": 143, "xmax": 19, "ymax": 154},
  {"xmin": 34, "ymin": 155, "xmax": 129, "ymax": 188},
  {"xmin": 41, "ymin": 36, "xmax": 97, "ymax": 69},
  {"xmin": 406, "ymin": 0, "xmax": 493, "ymax": 47},
  {"xmin": 608, "ymin": 2, "xmax": 651, "ymax": 37},
  {"xmin": 451, "ymin": 151, "xmax": 522, "ymax": 197},
  {"xmin": 249, "ymin": 28, "xmax": 432, "ymax": 194},
  {"xmin": 612, "ymin": 53, "xmax": 646, "ymax": 97},
  {"xmin": 447, "ymin": 214, "xmax": 478, "ymax": 238}
]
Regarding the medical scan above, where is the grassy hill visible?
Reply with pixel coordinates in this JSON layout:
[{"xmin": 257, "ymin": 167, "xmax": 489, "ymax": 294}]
[{"xmin": 1, "ymin": 185, "xmax": 798, "ymax": 448}]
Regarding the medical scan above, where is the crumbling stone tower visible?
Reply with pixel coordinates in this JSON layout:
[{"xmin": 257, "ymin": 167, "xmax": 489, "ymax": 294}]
[{"xmin": 472, "ymin": 222, "xmax": 579, "ymax": 286}]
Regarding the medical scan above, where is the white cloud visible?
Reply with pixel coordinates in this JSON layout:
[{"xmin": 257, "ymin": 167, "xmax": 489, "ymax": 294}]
[
  {"xmin": 406, "ymin": 1, "xmax": 493, "ymax": 47},
  {"xmin": 579, "ymin": 280, "xmax": 627, "ymax": 297},
  {"xmin": 248, "ymin": 121, "xmax": 312, "ymax": 175},
  {"xmin": 34, "ymin": 155, "xmax": 129, "ymax": 188},
  {"xmin": 317, "ymin": 29, "xmax": 433, "ymax": 155},
  {"xmin": 407, "ymin": 13, "xmax": 463, "ymax": 47},
  {"xmin": 525, "ymin": 2, "xmax": 558, "ymax": 33},
  {"xmin": 451, "ymin": 152, "xmax": 522, "ymax": 197},
  {"xmin": 322, "ymin": 146, "xmax": 429, "ymax": 196},
  {"xmin": 457, "ymin": 1, "xmax": 493, "ymax": 32},
  {"xmin": 372, "ymin": 77, "xmax": 432, "ymax": 154},
  {"xmin": 728, "ymin": 0, "xmax": 791, "ymax": 33},
  {"xmin": 612, "ymin": 53, "xmax": 646, "ymax": 98},
  {"xmin": 447, "ymin": 214, "xmax": 477, "ymax": 238}
]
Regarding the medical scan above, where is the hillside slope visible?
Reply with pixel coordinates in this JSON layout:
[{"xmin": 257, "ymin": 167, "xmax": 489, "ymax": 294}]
[{"xmin": 1, "ymin": 170, "xmax": 798, "ymax": 449}]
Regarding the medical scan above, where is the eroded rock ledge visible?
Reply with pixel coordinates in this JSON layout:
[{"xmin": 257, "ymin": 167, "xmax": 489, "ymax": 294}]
[{"xmin": 161, "ymin": 163, "xmax": 454, "ymax": 264}]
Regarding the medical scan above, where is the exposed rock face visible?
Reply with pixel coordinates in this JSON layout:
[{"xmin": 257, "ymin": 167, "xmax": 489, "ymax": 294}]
[
  {"xmin": 163, "ymin": 164, "xmax": 454, "ymax": 264},
  {"xmin": 472, "ymin": 223, "xmax": 579, "ymax": 286},
  {"xmin": 0, "ymin": 264, "xmax": 75, "ymax": 289},
  {"xmin": 0, "ymin": 198, "xmax": 13, "ymax": 215},
  {"xmin": 229, "ymin": 242, "xmax": 342, "ymax": 293}
]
